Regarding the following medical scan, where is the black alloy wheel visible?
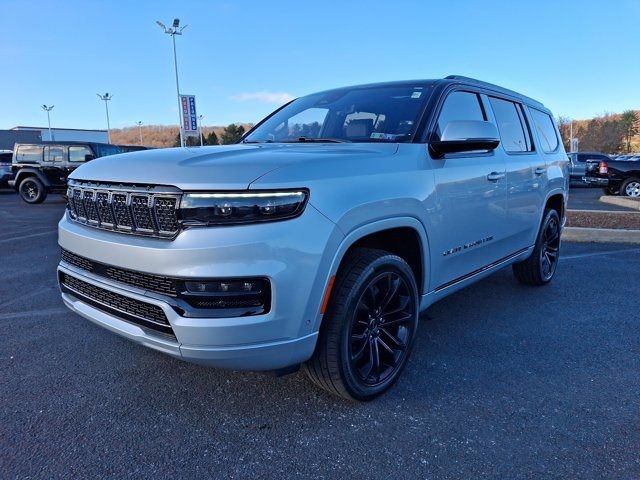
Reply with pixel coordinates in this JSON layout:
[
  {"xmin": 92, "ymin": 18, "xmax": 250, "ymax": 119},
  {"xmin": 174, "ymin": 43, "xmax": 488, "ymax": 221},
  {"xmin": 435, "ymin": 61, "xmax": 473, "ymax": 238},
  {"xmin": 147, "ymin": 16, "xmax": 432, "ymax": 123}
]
[
  {"xmin": 19, "ymin": 177, "xmax": 47, "ymax": 204},
  {"xmin": 349, "ymin": 271, "xmax": 415, "ymax": 387},
  {"xmin": 540, "ymin": 213, "xmax": 560, "ymax": 281}
]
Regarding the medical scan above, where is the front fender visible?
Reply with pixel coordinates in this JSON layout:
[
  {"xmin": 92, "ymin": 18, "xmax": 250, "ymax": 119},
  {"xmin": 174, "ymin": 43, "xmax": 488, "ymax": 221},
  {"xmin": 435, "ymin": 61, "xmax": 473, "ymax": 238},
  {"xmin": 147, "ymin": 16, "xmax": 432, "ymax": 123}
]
[
  {"xmin": 310, "ymin": 216, "xmax": 431, "ymax": 333},
  {"xmin": 14, "ymin": 167, "xmax": 52, "ymax": 188}
]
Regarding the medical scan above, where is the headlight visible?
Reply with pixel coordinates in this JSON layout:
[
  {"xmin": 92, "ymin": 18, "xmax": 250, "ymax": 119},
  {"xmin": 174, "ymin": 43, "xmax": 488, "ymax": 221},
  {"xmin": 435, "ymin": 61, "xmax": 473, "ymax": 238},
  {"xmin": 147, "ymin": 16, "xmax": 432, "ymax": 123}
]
[{"xmin": 180, "ymin": 190, "xmax": 309, "ymax": 225}]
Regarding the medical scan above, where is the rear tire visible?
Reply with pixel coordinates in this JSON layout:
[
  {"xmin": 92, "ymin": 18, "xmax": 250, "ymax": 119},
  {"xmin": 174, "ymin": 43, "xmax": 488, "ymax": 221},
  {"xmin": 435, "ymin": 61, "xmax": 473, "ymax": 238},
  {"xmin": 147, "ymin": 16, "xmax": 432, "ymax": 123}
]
[
  {"xmin": 620, "ymin": 178, "xmax": 640, "ymax": 198},
  {"xmin": 513, "ymin": 208, "xmax": 561, "ymax": 286},
  {"xmin": 18, "ymin": 177, "xmax": 47, "ymax": 204},
  {"xmin": 303, "ymin": 248, "xmax": 419, "ymax": 401}
]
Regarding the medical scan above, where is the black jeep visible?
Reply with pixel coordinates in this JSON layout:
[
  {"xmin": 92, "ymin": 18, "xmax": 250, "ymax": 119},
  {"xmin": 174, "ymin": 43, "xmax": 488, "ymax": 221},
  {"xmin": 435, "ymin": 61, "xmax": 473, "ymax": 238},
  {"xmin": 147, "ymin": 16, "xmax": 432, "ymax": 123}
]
[{"xmin": 9, "ymin": 142, "xmax": 122, "ymax": 204}]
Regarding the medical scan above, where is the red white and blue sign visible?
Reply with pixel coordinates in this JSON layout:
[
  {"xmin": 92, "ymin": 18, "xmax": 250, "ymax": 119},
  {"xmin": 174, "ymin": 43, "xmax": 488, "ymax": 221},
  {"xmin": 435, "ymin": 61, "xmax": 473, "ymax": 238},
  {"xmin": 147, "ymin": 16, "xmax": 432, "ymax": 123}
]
[{"xmin": 180, "ymin": 94, "xmax": 198, "ymax": 137}]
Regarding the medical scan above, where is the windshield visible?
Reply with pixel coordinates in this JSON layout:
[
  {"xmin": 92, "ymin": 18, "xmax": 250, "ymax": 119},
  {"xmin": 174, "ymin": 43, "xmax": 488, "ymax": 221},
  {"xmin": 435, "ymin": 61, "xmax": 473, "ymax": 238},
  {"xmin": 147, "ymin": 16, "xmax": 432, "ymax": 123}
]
[{"xmin": 244, "ymin": 84, "xmax": 432, "ymax": 144}]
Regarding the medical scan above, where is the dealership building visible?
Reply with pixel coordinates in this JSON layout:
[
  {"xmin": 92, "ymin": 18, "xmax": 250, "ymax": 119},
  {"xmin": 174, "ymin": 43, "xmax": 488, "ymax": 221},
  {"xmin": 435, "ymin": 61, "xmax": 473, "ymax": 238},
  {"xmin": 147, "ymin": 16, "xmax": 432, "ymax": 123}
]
[{"xmin": 0, "ymin": 126, "xmax": 108, "ymax": 150}]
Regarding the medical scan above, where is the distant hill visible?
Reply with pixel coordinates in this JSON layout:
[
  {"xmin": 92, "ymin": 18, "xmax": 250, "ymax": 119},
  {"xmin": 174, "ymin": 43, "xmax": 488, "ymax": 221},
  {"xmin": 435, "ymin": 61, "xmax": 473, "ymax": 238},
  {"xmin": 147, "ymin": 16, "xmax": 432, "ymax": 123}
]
[{"xmin": 110, "ymin": 124, "xmax": 253, "ymax": 148}]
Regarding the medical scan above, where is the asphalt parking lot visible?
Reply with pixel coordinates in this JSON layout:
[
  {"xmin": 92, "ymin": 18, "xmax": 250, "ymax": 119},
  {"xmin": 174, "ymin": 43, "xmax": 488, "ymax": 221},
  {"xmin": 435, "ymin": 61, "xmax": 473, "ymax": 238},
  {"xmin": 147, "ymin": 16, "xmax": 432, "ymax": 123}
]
[
  {"xmin": 1, "ymin": 191, "xmax": 639, "ymax": 479},
  {"xmin": 567, "ymin": 185, "xmax": 637, "ymax": 211}
]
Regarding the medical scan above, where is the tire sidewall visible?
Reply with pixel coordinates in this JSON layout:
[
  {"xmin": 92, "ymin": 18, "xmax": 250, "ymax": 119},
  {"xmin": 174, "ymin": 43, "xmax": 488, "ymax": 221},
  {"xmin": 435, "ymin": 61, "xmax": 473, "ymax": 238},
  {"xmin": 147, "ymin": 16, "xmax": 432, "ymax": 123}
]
[{"xmin": 335, "ymin": 256, "xmax": 419, "ymax": 400}]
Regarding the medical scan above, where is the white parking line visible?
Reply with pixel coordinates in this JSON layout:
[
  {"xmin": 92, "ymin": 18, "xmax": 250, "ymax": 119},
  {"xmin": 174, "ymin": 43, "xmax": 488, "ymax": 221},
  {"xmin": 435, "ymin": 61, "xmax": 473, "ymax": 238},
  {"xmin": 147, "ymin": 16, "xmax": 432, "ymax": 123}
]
[
  {"xmin": 561, "ymin": 247, "xmax": 640, "ymax": 261},
  {"xmin": 0, "ymin": 307, "xmax": 68, "ymax": 320},
  {"xmin": 0, "ymin": 230, "xmax": 55, "ymax": 244}
]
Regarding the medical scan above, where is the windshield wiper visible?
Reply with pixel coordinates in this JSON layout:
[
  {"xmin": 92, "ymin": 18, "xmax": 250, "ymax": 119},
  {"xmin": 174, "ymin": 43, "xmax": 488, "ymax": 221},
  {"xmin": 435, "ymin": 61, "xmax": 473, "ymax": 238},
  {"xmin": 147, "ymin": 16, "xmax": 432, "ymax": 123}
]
[
  {"xmin": 242, "ymin": 139, "xmax": 273, "ymax": 144},
  {"xmin": 283, "ymin": 137, "xmax": 351, "ymax": 143}
]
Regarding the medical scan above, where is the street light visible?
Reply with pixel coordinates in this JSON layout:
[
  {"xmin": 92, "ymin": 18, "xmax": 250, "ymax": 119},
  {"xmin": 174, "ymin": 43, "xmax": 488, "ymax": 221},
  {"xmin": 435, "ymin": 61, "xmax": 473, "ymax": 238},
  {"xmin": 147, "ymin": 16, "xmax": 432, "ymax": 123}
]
[
  {"xmin": 97, "ymin": 93, "xmax": 113, "ymax": 143},
  {"xmin": 198, "ymin": 114, "xmax": 204, "ymax": 146},
  {"xmin": 136, "ymin": 121, "xmax": 143, "ymax": 145},
  {"xmin": 156, "ymin": 18, "xmax": 188, "ymax": 147},
  {"xmin": 41, "ymin": 105, "xmax": 54, "ymax": 141}
]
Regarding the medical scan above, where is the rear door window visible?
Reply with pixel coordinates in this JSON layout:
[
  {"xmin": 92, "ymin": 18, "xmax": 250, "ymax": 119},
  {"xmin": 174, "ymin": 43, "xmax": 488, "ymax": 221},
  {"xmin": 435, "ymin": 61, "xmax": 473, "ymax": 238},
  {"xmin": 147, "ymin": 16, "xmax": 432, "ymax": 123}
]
[
  {"xmin": 530, "ymin": 109, "xmax": 559, "ymax": 152},
  {"xmin": 16, "ymin": 145, "xmax": 43, "ymax": 163},
  {"xmin": 489, "ymin": 97, "xmax": 532, "ymax": 152},
  {"xmin": 45, "ymin": 146, "xmax": 65, "ymax": 163},
  {"xmin": 436, "ymin": 91, "xmax": 485, "ymax": 138}
]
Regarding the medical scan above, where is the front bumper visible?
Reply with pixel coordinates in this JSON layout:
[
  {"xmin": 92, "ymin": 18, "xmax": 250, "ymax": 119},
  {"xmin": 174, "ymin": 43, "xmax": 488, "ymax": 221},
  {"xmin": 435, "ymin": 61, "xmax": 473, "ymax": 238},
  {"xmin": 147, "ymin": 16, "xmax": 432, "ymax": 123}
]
[{"xmin": 58, "ymin": 206, "xmax": 343, "ymax": 370}]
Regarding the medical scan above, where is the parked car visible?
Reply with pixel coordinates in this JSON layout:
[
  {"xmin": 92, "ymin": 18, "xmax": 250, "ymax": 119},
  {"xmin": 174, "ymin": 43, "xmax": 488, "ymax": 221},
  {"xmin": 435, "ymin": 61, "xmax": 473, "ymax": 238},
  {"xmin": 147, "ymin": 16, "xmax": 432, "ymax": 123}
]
[
  {"xmin": 57, "ymin": 76, "xmax": 568, "ymax": 400},
  {"xmin": 9, "ymin": 141, "xmax": 121, "ymax": 203},
  {"xmin": 567, "ymin": 152, "xmax": 613, "ymax": 183},
  {"xmin": 0, "ymin": 149, "xmax": 13, "ymax": 188},
  {"xmin": 585, "ymin": 157, "xmax": 640, "ymax": 197}
]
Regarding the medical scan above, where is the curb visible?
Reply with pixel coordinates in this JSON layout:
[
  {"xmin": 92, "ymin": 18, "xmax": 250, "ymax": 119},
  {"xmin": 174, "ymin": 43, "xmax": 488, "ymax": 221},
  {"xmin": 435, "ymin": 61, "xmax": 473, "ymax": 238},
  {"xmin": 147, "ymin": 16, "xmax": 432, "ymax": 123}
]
[
  {"xmin": 599, "ymin": 196, "xmax": 640, "ymax": 211},
  {"xmin": 562, "ymin": 227, "xmax": 640, "ymax": 244}
]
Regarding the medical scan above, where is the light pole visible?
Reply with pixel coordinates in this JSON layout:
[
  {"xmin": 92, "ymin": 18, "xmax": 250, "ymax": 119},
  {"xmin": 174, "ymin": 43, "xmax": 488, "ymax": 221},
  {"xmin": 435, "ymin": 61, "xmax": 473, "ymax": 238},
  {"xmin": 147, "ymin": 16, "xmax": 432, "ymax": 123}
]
[
  {"xmin": 157, "ymin": 18, "xmax": 188, "ymax": 147},
  {"xmin": 198, "ymin": 114, "xmax": 204, "ymax": 146},
  {"xmin": 97, "ymin": 93, "xmax": 113, "ymax": 143},
  {"xmin": 136, "ymin": 121, "xmax": 143, "ymax": 145},
  {"xmin": 41, "ymin": 105, "xmax": 54, "ymax": 141}
]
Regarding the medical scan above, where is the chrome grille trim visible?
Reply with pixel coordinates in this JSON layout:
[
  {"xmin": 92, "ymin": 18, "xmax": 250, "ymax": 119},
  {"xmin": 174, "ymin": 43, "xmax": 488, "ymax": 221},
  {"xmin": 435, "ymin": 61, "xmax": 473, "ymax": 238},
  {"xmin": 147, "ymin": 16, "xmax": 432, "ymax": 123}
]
[{"xmin": 67, "ymin": 180, "xmax": 182, "ymax": 239}]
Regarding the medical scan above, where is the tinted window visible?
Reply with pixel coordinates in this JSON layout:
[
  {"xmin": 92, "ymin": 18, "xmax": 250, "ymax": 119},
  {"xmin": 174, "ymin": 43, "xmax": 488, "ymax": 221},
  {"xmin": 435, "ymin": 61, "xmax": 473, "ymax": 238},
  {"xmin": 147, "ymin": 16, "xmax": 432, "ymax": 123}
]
[
  {"xmin": 436, "ymin": 91, "xmax": 485, "ymax": 137},
  {"xmin": 68, "ymin": 146, "xmax": 93, "ymax": 162},
  {"xmin": 530, "ymin": 109, "xmax": 559, "ymax": 152},
  {"xmin": 244, "ymin": 84, "xmax": 430, "ymax": 143},
  {"xmin": 93, "ymin": 144, "xmax": 122, "ymax": 157},
  {"xmin": 0, "ymin": 152, "xmax": 12, "ymax": 164},
  {"xmin": 45, "ymin": 146, "xmax": 64, "ymax": 163},
  {"xmin": 489, "ymin": 97, "xmax": 531, "ymax": 152},
  {"xmin": 16, "ymin": 145, "xmax": 43, "ymax": 163}
]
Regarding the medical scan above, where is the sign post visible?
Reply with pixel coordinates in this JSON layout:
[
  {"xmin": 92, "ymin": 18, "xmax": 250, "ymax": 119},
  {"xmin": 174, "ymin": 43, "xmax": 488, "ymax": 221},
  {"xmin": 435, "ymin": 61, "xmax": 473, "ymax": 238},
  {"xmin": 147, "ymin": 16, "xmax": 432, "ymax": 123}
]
[{"xmin": 180, "ymin": 94, "xmax": 199, "ymax": 140}]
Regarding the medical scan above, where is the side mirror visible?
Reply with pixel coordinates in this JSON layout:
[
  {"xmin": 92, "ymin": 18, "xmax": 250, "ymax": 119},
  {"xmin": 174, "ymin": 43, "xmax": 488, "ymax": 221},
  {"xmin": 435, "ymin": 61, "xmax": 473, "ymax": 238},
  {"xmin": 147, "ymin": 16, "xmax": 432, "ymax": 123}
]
[
  {"xmin": 85, "ymin": 154, "xmax": 95, "ymax": 161},
  {"xmin": 429, "ymin": 120, "xmax": 500, "ymax": 158}
]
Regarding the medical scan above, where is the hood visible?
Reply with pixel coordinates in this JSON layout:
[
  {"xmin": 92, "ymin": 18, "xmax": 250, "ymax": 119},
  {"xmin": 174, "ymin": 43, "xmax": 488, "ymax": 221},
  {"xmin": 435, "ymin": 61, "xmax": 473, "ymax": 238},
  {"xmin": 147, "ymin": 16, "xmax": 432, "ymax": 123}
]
[{"xmin": 69, "ymin": 143, "xmax": 399, "ymax": 190}]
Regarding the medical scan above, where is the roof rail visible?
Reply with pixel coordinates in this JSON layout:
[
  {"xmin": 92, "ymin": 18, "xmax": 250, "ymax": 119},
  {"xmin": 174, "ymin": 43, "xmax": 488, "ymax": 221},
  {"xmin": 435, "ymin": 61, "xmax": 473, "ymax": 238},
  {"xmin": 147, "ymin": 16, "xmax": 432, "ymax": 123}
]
[{"xmin": 444, "ymin": 75, "xmax": 545, "ymax": 109}]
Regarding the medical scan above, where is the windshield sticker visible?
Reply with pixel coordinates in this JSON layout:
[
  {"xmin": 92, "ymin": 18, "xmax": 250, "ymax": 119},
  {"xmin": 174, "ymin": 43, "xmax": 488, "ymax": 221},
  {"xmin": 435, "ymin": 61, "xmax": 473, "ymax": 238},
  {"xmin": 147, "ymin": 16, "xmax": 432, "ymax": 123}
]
[
  {"xmin": 411, "ymin": 91, "xmax": 422, "ymax": 99},
  {"xmin": 370, "ymin": 133, "xmax": 398, "ymax": 140}
]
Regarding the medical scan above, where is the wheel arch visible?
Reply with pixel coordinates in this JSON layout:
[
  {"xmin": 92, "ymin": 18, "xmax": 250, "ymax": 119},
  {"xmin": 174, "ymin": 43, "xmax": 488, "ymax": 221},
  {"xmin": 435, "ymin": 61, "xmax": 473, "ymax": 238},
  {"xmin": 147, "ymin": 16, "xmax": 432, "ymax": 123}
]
[
  {"xmin": 14, "ymin": 168, "xmax": 51, "ymax": 189},
  {"xmin": 320, "ymin": 218, "xmax": 431, "ymax": 323},
  {"xmin": 542, "ymin": 189, "xmax": 567, "ymax": 226}
]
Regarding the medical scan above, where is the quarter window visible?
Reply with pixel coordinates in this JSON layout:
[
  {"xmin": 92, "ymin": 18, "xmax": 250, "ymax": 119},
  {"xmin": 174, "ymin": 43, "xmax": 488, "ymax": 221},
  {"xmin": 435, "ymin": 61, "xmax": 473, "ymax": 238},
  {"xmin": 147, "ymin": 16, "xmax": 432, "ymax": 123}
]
[
  {"xmin": 15, "ymin": 145, "xmax": 43, "ymax": 163},
  {"xmin": 530, "ymin": 109, "xmax": 559, "ymax": 152},
  {"xmin": 489, "ymin": 97, "xmax": 532, "ymax": 152},
  {"xmin": 436, "ymin": 91, "xmax": 485, "ymax": 138},
  {"xmin": 69, "ymin": 146, "xmax": 93, "ymax": 162}
]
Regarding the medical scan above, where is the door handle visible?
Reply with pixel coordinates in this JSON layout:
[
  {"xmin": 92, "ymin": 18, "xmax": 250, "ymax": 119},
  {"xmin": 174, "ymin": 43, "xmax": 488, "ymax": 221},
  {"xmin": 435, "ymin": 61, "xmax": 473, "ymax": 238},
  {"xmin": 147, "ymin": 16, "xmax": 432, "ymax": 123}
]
[
  {"xmin": 486, "ymin": 172, "xmax": 505, "ymax": 182},
  {"xmin": 535, "ymin": 167, "xmax": 546, "ymax": 175}
]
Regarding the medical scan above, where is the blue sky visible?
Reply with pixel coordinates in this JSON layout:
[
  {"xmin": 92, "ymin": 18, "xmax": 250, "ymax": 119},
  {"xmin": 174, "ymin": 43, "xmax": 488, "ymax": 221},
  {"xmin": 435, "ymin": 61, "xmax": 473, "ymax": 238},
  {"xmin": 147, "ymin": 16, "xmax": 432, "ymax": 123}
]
[{"xmin": 1, "ymin": 0, "xmax": 639, "ymax": 130}]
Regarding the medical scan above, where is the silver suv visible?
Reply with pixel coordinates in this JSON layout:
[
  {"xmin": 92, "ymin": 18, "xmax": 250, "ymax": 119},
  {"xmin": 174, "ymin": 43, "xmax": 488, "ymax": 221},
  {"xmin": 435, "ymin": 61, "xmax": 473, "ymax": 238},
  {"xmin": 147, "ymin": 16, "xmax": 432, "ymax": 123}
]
[{"xmin": 57, "ymin": 76, "xmax": 568, "ymax": 400}]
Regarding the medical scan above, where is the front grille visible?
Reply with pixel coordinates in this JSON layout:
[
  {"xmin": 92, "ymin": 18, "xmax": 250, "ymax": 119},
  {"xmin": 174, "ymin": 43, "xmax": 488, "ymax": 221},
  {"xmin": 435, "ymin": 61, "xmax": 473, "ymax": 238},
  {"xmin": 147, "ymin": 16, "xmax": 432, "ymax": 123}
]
[
  {"xmin": 67, "ymin": 181, "xmax": 181, "ymax": 238},
  {"xmin": 60, "ymin": 272, "xmax": 174, "ymax": 337},
  {"xmin": 61, "ymin": 249, "xmax": 177, "ymax": 296}
]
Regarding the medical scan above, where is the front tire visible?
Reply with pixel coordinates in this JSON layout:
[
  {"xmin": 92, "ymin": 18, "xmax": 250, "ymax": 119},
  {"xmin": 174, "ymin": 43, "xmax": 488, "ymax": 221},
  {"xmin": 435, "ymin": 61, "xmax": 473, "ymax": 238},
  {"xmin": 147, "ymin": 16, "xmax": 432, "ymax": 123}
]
[
  {"xmin": 512, "ymin": 208, "xmax": 561, "ymax": 286},
  {"xmin": 620, "ymin": 178, "xmax": 640, "ymax": 198},
  {"xmin": 303, "ymin": 248, "xmax": 419, "ymax": 401},
  {"xmin": 19, "ymin": 177, "xmax": 47, "ymax": 204}
]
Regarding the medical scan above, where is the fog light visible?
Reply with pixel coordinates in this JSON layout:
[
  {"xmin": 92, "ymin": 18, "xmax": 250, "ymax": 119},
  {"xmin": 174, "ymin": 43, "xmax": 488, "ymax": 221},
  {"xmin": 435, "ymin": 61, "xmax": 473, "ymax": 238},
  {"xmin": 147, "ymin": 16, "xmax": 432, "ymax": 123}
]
[{"xmin": 185, "ymin": 279, "xmax": 263, "ymax": 294}]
